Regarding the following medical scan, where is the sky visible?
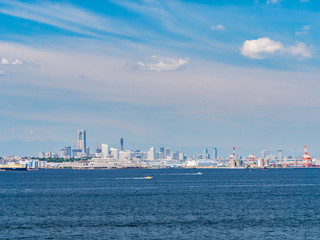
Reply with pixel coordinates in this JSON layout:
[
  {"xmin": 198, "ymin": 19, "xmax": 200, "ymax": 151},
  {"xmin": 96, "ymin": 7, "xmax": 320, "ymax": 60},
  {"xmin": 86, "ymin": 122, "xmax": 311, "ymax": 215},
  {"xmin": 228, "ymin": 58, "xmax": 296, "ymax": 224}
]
[{"xmin": 0, "ymin": 0, "xmax": 320, "ymax": 156}]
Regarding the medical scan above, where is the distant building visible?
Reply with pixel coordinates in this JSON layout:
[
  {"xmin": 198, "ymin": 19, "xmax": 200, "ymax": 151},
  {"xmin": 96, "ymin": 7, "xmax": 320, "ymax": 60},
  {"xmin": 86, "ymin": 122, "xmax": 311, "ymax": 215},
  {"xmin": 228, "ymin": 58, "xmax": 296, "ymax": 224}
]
[
  {"xmin": 120, "ymin": 138, "xmax": 124, "ymax": 151},
  {"xmin": 212, "ymin": 148, "xmax": 218, "ymax": 160},
  {"xmin": 77, "ymin": 129, "xmax": 87, "ymax": 154},
  {"xmin": 257, "ymin": 158, "xmax": 265, "ymax": 168},
  {"xmin": 110, "ymin": 148, "xmax": 119, "ymax": 159},
  {"xmin": 164, "ymin": 147, "xmax": 170, "ymax": 159},
  {"xmin": 278, "ymin": 148, "xmax": 283, "ymax": 160},
  {"xmin": 101, "ymin": 144, "xmax": 109, "ymax": 158},
  {"xmin": 148, "ymin": 147, "xmax": 156, "ymax": 160}
]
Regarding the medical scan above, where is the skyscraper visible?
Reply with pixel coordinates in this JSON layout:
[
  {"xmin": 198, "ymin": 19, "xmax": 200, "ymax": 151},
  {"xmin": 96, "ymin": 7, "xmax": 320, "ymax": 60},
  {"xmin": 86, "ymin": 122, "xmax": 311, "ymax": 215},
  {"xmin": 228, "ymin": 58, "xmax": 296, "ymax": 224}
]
[
  {"xmin": 164, "ymin": 147, "xmax": 170, "ymax": 159},
  {"xmin": 148, "ymin": 147, "xmax": 156, "ymax": 160},
  {"xmin": 120, "ymin": 138, "xmax": 124, "ymax": 151},
  {"xmin": 77, "ymin": 129, "xmax": 87, "ymax": 154}
]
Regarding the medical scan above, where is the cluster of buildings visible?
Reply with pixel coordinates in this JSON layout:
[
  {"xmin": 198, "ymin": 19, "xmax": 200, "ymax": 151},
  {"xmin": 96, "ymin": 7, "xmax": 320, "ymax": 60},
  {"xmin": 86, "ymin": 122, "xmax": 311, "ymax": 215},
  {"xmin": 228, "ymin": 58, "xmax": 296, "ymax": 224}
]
[{"xmin": 2, "ymin": 129, "xmax": 320, "ymax": 169}]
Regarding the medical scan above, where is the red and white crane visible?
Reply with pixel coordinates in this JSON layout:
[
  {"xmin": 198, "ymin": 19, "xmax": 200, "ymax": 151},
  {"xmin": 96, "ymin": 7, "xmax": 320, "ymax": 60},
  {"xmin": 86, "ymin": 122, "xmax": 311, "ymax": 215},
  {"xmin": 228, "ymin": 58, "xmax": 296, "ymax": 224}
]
[{"xmin": 302, "ymin": 145, "xmax": 312, "ymax": 167}]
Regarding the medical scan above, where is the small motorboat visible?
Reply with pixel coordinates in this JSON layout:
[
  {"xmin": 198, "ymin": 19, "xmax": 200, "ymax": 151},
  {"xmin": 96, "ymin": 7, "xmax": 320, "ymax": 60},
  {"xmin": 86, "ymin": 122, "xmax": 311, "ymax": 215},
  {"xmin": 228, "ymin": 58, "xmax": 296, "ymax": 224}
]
[{"xmin": 144, "ymin": 176, "xmax": 153, "ymax": 179}]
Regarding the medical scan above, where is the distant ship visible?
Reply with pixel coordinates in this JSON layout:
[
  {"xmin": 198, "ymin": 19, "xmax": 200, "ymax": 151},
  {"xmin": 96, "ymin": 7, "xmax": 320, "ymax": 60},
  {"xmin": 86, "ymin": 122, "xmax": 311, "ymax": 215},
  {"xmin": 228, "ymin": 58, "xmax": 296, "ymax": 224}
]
[
  {"xmin": 0, "ymin": 163, "xmax": 28, "ymax": 171},
  {"xmin": 144, "ymin": 176, "xmax": 153, "ymax": 179}
]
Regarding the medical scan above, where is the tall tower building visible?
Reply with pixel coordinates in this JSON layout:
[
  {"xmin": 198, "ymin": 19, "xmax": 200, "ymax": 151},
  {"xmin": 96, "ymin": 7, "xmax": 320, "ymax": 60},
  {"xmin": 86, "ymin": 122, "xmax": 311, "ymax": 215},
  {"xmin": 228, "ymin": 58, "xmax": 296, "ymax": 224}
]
[
  {"xmin": 120, "ymin": 138, "xmax": 124, "ymax": 151},
  {"xmin": 77, "ymin": 129, "xmax": 87, "ymax": 153},
  {"xmin": 148, "ymin": 147, "xmax": 156, "ymax": 160},
  {"xmin": 164, "ymin": 147, "xmax": 170, "ymax": 159}
]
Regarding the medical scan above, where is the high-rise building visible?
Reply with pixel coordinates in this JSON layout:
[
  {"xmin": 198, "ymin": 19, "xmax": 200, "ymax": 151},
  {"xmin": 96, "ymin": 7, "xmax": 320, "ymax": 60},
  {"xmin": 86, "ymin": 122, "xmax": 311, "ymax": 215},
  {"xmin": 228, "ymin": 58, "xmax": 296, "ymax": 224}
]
[
  {"xmin": 212, "ymin": 148, "xmax": 218, "ymax": 160},
  {"xmin": 101, "ymin": 144, "xmax": 109, "ymax": 158},
  {"xmin": 148, "ymin": 147, "xmax": 156, "ymax": 160},
  {"xmin": 164, "ymin": 147, "xmax": 170, "ymax": 159},
  {"xmin": 77, "ymin": 129, "xmax": 87, "ymax": 154},
  {"xmin": 120, "ymin": 138, "xmax": 124, "ymax": 151},
  {"xmin": 111, "ymin": 148, "xmax": 119, "ymax": 159},
  {"xmin": 160, "ymin": 147, "xmax": 164, "ymax": 154}
]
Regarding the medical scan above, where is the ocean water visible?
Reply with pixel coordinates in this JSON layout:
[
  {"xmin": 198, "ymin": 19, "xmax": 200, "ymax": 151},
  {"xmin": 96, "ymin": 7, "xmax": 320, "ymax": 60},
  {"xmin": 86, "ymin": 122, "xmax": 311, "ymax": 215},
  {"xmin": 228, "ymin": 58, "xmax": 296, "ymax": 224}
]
[{"xmin": 0, "ymin": 169, "xmax": 320, "ymax": 239}]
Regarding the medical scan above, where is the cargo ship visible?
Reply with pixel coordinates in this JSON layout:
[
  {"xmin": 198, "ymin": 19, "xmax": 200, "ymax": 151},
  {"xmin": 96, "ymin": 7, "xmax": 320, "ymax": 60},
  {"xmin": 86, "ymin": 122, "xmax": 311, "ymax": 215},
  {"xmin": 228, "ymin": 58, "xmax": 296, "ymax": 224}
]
[{"xmin": 0, "ymin": 163, "xmax": 28, "ymax": 171}]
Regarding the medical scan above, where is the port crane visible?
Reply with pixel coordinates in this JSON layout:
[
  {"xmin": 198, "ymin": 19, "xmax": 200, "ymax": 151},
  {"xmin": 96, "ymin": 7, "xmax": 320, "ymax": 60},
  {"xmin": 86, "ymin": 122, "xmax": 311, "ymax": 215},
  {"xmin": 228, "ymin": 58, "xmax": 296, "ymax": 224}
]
[{"xmin": 302, "ymin": 145, "xmax": 312, "ymax": 167}]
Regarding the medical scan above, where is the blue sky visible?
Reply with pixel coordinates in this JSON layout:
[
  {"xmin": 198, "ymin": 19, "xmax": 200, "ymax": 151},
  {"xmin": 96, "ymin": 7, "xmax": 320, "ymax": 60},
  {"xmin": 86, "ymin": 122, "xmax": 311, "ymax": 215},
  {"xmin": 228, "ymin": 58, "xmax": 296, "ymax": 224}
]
[{"xmin": 0, "ymin": 0, "xmax": 320, "ymax": 156}]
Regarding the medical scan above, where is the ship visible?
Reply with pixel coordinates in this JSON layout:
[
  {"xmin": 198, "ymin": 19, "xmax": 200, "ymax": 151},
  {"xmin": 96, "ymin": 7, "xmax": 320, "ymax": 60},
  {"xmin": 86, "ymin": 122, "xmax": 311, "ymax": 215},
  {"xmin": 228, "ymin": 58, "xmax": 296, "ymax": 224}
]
[
  {"xmin": 0, "ymin": 163, "xmax": 28, "ymax": 171},
  {"xmin": 144, "ymin": 176, "xmax": 153, "ymax": 179}
]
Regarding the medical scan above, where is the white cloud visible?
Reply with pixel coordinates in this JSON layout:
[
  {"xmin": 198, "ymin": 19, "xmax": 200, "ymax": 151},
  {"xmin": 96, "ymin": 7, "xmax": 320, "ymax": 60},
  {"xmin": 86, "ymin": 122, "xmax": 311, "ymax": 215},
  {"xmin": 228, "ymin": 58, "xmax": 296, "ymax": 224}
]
[
  {"xmin": 210, "ymin": 24, "xmax": 225, "ymax": 31},
  {"xmin": 241, "ymin": 37, "xmax": 312, "ymax": 59},
  {"xmin": 241, "ymin": 38, "xmax": 283, "ymax": 59},
  {"xmin": 1, "ymin": 58, "xmax": 9, "ymax": 64},
  {"xmin": 287, "ymin": 42, "xmax": 312, "ymax": 58},
  {"xmin": 137, "ymin": 55, "xmax": 189, "ymax": 71},
  {"xmin": 267, "ymin": 0, "xmax": 281, "ymax": 4},
  {"xmin": 1, "ymin": 57, "xmax": 23, "ymax": 65}
]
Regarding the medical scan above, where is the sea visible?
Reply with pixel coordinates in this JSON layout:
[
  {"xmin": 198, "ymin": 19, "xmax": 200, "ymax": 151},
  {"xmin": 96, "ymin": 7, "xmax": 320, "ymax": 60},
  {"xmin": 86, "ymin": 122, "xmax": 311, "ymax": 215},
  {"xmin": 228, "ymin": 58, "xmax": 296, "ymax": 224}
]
[{"xmin": 0, "ymin": 168, "xmax": 320, "ymax": 239}]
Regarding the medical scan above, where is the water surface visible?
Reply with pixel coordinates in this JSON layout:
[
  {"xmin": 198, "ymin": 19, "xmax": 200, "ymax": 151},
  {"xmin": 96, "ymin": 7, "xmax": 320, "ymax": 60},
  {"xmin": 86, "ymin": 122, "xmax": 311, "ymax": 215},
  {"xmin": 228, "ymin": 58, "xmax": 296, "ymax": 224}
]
[{"xmin": 0, "ymin": 169, "xmax": 319, "ymax": 239}]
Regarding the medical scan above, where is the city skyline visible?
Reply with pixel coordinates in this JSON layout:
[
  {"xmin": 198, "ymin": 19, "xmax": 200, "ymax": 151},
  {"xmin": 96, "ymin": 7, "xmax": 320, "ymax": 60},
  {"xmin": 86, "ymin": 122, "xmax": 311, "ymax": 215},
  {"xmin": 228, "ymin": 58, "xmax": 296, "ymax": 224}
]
[
  {"xmin": 8, "ymin": 129, "xmax": 318, "ymax": 159},
  {"xmin": 1, "ymin": 0, "xmax": 320, "ymax": 155}
]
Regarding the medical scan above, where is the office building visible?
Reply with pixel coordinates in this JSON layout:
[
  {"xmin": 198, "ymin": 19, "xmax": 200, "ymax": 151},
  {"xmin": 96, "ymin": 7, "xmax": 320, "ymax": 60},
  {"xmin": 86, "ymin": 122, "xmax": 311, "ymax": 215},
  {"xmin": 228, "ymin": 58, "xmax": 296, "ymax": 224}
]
[
  {"xmin": 101, "ymin": 144, "xmax": 109, "ymax": 158},
  {"xmin": 164, "ymin": 147, "xmax": 170, "ymax": 159},
  {"xmin": 77, "ymin": 129, "xmax": 87, "ymax": 154},
  {"xmin": 148, "ymin": 147, "xmax": 156, "ymax": 160}
]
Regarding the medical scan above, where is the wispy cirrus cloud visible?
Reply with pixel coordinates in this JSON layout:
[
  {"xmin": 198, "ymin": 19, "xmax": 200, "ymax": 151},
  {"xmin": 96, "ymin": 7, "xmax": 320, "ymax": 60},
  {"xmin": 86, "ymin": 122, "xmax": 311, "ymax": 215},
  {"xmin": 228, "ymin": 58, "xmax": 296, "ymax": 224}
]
[
  {"xmin": 0, "ymin": 0, "xmax": 135, "ymax": 39},
  {"xmin": 241, "ymin": 37, "xmax": 312, "ymax": 59},
  {"xmin": 137, "ymin": 55, "xmax": 189, "ymax": 71},
  {"xmin": 296, "ymin": 25, "xmax": 310, "ymax": 35}
]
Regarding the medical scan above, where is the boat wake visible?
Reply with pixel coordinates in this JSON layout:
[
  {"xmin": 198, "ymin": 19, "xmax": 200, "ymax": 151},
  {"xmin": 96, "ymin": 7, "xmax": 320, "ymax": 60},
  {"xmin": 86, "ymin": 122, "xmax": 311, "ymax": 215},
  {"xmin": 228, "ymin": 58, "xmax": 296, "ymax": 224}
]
[{"xmin": 160, "ymin": 172, "xmax": 203, "ymax": 176}]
